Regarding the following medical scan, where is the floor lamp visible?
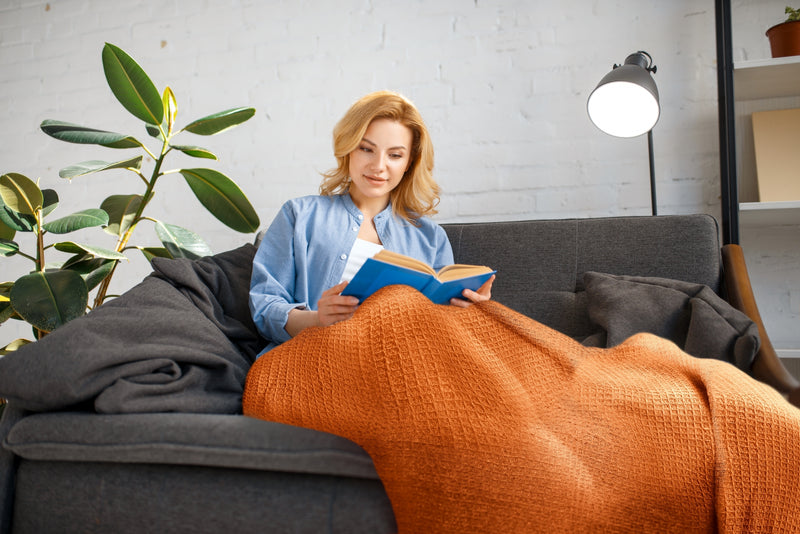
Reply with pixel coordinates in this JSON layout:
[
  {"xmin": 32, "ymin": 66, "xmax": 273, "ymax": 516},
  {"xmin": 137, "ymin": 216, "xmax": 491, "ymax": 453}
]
[{"xmin": 587, "ymin": 51, "xmax": 660, "ymax": 216}]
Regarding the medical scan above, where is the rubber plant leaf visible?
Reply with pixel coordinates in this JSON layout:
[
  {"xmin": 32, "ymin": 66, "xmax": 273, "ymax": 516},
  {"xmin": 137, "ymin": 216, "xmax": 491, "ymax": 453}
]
[
  {"xmin": 0, "ymin": 217, "xmax": 15, "ymax": 240},
  {"xmin": 40, "ymin": 120, "xmax": 142, "ymax": 149},
  {"xmin": 0, "ymin": 173, "xmax": 43, "ymax": 216},
  {"xmin": 100, "ymin": 194, "xmax": 143, "ymax": 237},
  {"xmin": 0, "ymin": 202, "xmax": 34, "ymax": 232},
  {"xmin": 137, "ymin": 246, "xmax": 172, "ymax": 261},
  {"xmin": 163, "ymin": 86, "xmax": 178, "ymax": 134},
  {"xmin": 146, "ymin": 124, "xmax": 164, "ymax": 140},
  {"xmin": 58, "ymin": 157, "xmax": 144, "ymax": 179},
  {"xmin": 41, "ymin": 189, "xmax": 59, "ymax": 218},
  {"xmin": 53, "ymin": 242, "xmax": 127, "ymax": 260},
  {"xmin": 43, "ymin": 209, "xmax": 110, "ymax": 234},
  {"xmin": 63, "ymin": 256, "xmax": 116, "ymax": 291},
  {"xmin": 102, "ymin": 43, "xmax": 164, "ymax": 126},
  {"xmin": 154, "ymin": 221, "xmax": 213, "ymax": 260},
  {"xmin": 10, "ymin": 270, "xmax": 88, "ymax": 333},
  {"xmin": 170, "ymin": 145, "xmax": 218, "ymax": 160},
  {"xmin": 0, "ymin": 338, "xmax": 31, "ymax": 356},
  {"xmin": 183, "ymin": 107, "xmax": 256, "ymax": 135},
  {"xmin": 0, "ymin": 238, "xmax": 19, "ymax": 257},
  {"xmin": 178, "ymin": 168, "xmax": 260, "ymax": 233}
]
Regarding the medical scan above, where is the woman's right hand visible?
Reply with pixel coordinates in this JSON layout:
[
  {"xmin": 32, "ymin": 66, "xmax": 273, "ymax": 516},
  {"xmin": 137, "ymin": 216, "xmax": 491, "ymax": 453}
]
[{"xmin": 316, "ymin": 281, "xmax": 360, "ymax": 327}]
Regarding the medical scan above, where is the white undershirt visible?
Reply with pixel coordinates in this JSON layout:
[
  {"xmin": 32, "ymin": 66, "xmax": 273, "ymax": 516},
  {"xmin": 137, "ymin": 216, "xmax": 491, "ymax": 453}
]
[{"xmin": 341, "ymin": 238, "xmax": 384, "ymax": 283}]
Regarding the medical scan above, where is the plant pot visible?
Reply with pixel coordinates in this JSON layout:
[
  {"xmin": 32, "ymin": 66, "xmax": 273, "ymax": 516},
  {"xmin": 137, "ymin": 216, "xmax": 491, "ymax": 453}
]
[{"xmin": 766, "ymin": 20, "xmax": 800, "ymax": 58}]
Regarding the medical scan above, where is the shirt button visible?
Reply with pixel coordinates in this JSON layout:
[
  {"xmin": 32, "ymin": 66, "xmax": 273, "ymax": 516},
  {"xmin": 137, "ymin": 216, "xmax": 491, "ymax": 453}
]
[
  {"xmin": 352, "ymin": 226, "xmax": 358, "ymax": 232},
  {"xmin": 357, "ymin": 214, "xmax": 363, "ymax": 220},
  {"xmin": 340, "ymin": 254, "xmax": 347, "ymax": 260}
]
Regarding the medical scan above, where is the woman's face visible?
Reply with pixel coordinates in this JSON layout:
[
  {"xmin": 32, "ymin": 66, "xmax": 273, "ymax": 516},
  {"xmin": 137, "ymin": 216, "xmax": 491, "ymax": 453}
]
[{"xmin": 347, "ymin": 118, "xmax": 413, "ymax": 208}]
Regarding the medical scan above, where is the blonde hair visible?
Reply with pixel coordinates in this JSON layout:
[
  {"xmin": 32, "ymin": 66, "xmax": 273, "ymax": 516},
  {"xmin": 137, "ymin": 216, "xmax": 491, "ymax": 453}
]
[{"xmin": 320, "ymin": 91, "xmax": 439, "ymax": 222}]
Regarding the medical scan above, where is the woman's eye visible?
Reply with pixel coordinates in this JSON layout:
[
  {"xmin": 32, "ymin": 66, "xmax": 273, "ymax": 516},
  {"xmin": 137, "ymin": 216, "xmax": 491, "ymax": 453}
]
[{"xmin": 359, "ymin": 146, "xmax": 372, "ymax": 153}]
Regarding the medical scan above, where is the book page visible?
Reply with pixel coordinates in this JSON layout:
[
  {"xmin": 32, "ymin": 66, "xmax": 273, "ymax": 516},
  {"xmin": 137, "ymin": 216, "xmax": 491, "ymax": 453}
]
[
  {"xmin": 372, "ymin": 249, "xmax": 436, "ymax": 276},
  {"xmin": 436, "ymin": 264, "xmax": 494, "ymax": 282}
]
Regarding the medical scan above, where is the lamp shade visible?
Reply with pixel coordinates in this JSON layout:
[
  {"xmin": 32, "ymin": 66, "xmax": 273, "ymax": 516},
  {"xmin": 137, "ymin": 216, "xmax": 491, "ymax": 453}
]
[{"xmin": 587, "ymin": 52, "xmax": 660, "ymax": 138}]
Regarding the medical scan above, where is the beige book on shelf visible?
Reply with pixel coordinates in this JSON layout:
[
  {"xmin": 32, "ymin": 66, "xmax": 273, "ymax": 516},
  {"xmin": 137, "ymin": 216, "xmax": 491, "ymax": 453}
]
[{"xmin": 751, "ymin": 108, "xmax": 800, "ymax": 202}]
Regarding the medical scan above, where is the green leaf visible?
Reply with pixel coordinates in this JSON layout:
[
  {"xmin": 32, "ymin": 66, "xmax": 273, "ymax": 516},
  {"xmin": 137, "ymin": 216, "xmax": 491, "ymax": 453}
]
[
  {"xmin": 43, "ymin": 209, "xmax": 109, "ymax": 234},
  {"xmin": 0, "ymin": 238, "xmax": 19, "ymax": 257},
  {"xmin": 41, "ymin": 189, "xmax": 59, "ymax": 218},
  {"xmin": 102, "ymin": 43, "xmax": 163, "ymax": 126},
  {"xmin": 10, "ymin": 270, "xmax": 88, "ymax": 332},
  {"xmin": 0, "ymin": 173, "xmax": 43, "ymax": 216},
  {"xmin": 154, "ymin": 221, "xmax": 212, "ymax": 260},
  {"xmin": 178, "ymin": 168, "xmax": 260, "ymax": 233},
  {"xmin": 53, "ymin": 242, "xmax": 127, "ymax": 260},
  {"xmin": 183, "ymin": 107, "xmax": 255, "ymax": 135},
  {"xmin": 40, "ymin": 120, "xmax": 142, "ymax": 149},
  {"xmin": 100, "ymin": 194, "xmax": 143, "ymax": 237},
  {"xmin": 170, "ymin": 145, "xmax": 218, "ymax": 160},
  {"xmin": 63, "ymin": 256, "xmax": 116, "ymax": 291},
  {"xmin": 59, "ymin": 157, "xmax": 144, "ymax": 179},
  {"xmin": 163, "ymin": 86, "xmax": 177, "ymax": 133},
  {"xmin": 0, "ymin": 204, "xmax": 34, "ymax": 232},
  {"xmin": 0, "ymin": 338, "xmax": 31, "ymax": 356},
  {"xmin": 0, "ymin": 217, "xmax": 15, "ymax": 240},
  {"xmin": 137, "ymin": 246, "xmax": 172, "ymax": 261}
]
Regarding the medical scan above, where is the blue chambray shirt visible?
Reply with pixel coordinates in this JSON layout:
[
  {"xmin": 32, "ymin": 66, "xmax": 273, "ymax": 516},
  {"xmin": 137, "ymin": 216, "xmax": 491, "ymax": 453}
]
[{"xmin": 249, "ymin": 194, "xmax": 454, "ymax": 354}]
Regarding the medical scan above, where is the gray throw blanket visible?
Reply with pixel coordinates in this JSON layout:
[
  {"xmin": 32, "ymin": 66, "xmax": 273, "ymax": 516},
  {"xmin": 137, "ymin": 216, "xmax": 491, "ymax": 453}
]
[{"xmin": 0, "ymin": 244, "xmax": 263, "ymax": 414}]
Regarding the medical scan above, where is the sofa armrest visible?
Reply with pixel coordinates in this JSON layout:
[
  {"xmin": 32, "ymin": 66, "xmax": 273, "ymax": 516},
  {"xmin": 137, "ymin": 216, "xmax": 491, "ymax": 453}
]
[{"xmin": 722, "ymin": 244, "xmax": 800, "ymax": 407}]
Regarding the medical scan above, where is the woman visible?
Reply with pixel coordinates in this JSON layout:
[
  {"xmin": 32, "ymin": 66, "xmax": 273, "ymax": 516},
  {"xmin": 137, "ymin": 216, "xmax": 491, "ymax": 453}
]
[{"xmin": 249, "ymin": 91, "xmax": 494, "ymax": 354}]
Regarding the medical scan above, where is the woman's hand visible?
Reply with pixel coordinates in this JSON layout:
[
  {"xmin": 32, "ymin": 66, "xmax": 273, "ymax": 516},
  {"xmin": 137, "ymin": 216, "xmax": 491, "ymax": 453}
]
[
  {"xmin": 285, "ymin": 282, "xmax": 359, "ymax": 338},
  {"xmin": 316, "ymin": 281, "xmax": 360, "ymax": 326},
  {"xmin": 449, "ymin": 274, "xmax": 495, "ymax": 308}
]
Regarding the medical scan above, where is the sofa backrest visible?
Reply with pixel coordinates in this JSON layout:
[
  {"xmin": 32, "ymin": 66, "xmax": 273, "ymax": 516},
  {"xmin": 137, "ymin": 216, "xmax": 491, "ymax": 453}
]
[{"xmin": 442, "ymin": 214, "xmax": 722, "ymax": 339}]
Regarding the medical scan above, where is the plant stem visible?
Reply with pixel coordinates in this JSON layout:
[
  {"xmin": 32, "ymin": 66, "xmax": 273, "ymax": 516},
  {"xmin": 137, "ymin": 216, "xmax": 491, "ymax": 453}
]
[
  {"xmin": 91, "ymin": 138, "xmax": 169, "ymax": 308},
  {"xmin": 35, "ymin": 208, "xmax": 45, "ymax": 272}
]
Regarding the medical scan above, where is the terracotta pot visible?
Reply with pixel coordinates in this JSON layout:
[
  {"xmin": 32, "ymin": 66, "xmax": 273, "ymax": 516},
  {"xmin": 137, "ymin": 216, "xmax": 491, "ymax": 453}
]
[{"xmin": 766, "ymin": 20, "xmax": 800, "ymax": 58}]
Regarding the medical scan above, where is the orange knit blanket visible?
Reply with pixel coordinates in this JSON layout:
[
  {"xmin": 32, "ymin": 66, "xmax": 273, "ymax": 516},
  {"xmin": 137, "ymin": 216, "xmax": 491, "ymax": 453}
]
[{"xmin": 243, "ymin": 286, "xmax": 800, "ymax": 533}]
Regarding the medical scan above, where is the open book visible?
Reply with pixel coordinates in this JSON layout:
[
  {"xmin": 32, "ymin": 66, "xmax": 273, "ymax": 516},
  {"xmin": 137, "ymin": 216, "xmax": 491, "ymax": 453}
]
[{"xmin": 341, "ymin": 249, "xmax": 496, "ymax": 305}]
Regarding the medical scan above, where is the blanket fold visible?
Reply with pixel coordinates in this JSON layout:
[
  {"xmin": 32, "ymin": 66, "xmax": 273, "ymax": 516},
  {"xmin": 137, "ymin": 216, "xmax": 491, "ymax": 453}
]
[
  {"xmin": 0, "ymin": 245, "xmax": 262, "ymax": 414},
  {"xmin": 243, "ymin": 285, "xmax": 800, "ymax": 533}
]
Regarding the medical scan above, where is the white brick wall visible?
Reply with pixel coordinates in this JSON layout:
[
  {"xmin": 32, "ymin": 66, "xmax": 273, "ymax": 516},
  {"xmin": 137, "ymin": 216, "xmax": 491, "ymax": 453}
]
[{"xmin": 1, "ymin": 0, "xmax": 797, "ymax": 350}]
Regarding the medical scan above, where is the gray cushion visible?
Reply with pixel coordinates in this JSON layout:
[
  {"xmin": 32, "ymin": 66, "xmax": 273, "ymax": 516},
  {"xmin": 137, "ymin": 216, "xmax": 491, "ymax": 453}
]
[
  {"xmin": 582, "ymin": 271, "xmax": 759, "ymax": 371},
  {"xmin": 4, "ymin": 412, "xmax": 379, "ymax": 479}
]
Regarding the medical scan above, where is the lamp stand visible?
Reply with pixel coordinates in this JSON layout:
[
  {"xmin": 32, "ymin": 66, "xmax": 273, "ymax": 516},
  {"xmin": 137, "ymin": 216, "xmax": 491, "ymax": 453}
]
[{"xmin": 647, "ymin": 129, "xmax": 657, "ymax": 216}]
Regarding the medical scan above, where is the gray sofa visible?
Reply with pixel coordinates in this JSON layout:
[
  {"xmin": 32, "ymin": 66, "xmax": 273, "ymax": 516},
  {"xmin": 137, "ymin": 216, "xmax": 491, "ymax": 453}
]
[{"xmin": 1, "ymin": 213, "xmax": 797, "ymax": 533}]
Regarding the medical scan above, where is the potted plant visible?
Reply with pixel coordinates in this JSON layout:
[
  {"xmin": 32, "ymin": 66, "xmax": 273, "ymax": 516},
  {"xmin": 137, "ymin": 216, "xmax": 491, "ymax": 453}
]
[
  {"xmin": 766, "ymin": 6, "xmax": 800, "ymax": 58},
  {"xmin": 0, "ymin": 43, "xmax": 260, "ymax": 354}
]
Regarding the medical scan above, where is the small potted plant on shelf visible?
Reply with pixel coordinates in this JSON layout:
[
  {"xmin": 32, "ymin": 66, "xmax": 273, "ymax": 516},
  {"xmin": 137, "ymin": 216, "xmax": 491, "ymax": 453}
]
[{"xmin": 766, "ymin": 6, "xmax": 800, "ymax": 58}]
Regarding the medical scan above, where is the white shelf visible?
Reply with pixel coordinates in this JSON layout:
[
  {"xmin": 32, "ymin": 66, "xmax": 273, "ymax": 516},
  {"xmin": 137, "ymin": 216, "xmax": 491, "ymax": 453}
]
[
  {"xmin": 778, "ymin": 349, "xmax": 800, "ymax": 359},
  {"xmin": 739, "ymin": 201, "xmax": 800, "ymax": 226},
  {"xmin": 734, "ymin": 56, "xmax": 800, "ymax": 100}
]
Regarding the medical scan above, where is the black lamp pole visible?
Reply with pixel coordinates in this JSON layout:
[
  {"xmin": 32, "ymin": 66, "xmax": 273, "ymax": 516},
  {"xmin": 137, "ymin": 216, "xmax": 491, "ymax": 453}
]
[{"xmin": 648, "ymin": 129, "xmax": 657, "ymax": 216}]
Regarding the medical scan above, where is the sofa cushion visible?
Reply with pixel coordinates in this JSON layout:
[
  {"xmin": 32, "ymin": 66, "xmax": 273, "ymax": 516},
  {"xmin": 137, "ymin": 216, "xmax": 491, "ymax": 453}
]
[
  {"xmin": 582, "ymin": 271, "xmax": 759, "ymax": 371},
  {"xmin": 4, "ymin": 412, "xmax": 380, "ymax": 480}
]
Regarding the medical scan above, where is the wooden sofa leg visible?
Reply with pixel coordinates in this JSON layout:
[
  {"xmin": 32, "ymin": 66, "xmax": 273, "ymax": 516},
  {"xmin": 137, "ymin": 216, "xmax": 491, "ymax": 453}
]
[{"xmin": 722, "ymin": 244, "xmax": 800, "ymax": 408}]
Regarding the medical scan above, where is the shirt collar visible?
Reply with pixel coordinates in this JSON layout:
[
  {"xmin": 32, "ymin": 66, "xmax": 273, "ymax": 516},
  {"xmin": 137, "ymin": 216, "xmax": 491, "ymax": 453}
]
[{"xmin": 342, "ymin": 192, "xmax": 393, "ymax": 221}]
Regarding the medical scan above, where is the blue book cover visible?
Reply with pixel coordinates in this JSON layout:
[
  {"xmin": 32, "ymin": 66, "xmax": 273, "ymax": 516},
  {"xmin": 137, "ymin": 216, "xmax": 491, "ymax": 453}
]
[{"xmin": 342, "ymin": 250, "xmax": 495, "ymax": 305}]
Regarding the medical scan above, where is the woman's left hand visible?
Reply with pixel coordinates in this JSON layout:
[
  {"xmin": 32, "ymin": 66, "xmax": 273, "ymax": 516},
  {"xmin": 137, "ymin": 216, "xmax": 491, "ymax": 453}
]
[{"xmin": 449, "ymin": 274, "xmax": 495, "ymax": 308}]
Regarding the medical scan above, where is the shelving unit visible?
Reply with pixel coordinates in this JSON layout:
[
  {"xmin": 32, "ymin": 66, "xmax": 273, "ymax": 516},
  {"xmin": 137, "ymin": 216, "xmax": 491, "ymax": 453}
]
[
  {"xmin": 732, "ymin": 56, "xmax": 800, "ymax": 204},
  {"xmin": 716, "ymin": 0, "xmax": 800, "ymax": 362},
  {"xmin": 734, "ymin": 56, "xmax": 800, "ymax": 100},
  {"xmin": 739, "ymin": 200, "xmax": 800, "ymax": 227}
]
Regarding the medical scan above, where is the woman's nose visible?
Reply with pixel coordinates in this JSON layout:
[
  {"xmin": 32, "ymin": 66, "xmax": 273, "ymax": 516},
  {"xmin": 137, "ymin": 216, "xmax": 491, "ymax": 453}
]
[{"xmin": 371, "ymin": 152, "xmax": 387, "ymax": 172}]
